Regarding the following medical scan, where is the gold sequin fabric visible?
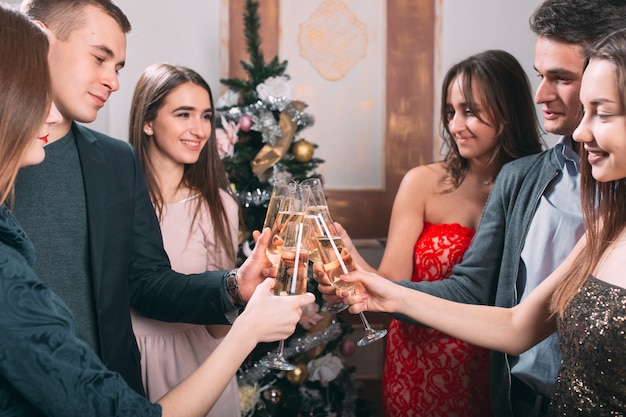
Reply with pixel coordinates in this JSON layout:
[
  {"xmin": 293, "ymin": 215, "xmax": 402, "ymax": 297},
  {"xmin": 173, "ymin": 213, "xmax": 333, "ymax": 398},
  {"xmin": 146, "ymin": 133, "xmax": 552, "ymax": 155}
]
[{"xmin": 549, "ymin": 276, "xmax": 626, "ymax": 416}]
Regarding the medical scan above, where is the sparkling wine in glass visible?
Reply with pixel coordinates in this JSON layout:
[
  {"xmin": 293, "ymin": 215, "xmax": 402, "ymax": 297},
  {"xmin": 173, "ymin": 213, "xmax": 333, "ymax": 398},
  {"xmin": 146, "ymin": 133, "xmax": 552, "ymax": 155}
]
[
  {"xmin": 260, "ymin": 221, "xmax": 311, "ymax": 370},
  {"xmin": 266, "ymin": 210, "xmax": 305, "ymax": 268},
  {"xmin": 314, "ymin": 215, "xmax": 387, "ymax": 346},
  {"xmin": 304, "ymin": 214, "xmax": 323, "ymax": 264},
  {"xmin": 262, "ymin": 180, "xmax": 298, "ymax": 230},
  {"xmin": 301, "ymin": 179, "xmax": 349, "ymax": 313},
  {"xmin": 305, "ymin": 212, "xmax": 350, "ymax": 313}
]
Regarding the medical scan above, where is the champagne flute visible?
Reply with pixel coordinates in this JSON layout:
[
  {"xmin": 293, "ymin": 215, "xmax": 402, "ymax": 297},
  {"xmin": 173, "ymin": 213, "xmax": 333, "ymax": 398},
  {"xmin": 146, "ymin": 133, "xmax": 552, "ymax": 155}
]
[
  {"xmin": 305, "ymin": 212, "xmax": 349, "ymax": 313},
  {"xmin": 260, "ymin": 221, "xmax": 311, "ymax": 370},
  {"xmin": 300, "ymin": 178, "xmax": 333, "ymax": 227},
  {"xmin": 301, "ymin": 178, "xmax": 349, "ymax": 313},
  {"xmin": 314, "ymin": 214, "xmax": 387, "ymax": 346},
  {"xmin": 265, "ymin": 182, "xmax": 305, "ymax": 268},
  {"xmin": 266, "ymin": 210, "xmax": 305, "ymax": 268},
  {"xmin": 262, "ymin": 180, "xmax": 298, "ymax": 230}
]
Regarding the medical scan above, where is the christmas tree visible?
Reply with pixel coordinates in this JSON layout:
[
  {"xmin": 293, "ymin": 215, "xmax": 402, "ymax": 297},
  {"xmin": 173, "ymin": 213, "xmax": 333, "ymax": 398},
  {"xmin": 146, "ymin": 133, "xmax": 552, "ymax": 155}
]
[
  {"xmin": 215, "ymin": 0, "xmax": 324, "ymax": 238},
  {"xmin": 214, "ymin": 1, "xmax": 373, "ymax": 416}
]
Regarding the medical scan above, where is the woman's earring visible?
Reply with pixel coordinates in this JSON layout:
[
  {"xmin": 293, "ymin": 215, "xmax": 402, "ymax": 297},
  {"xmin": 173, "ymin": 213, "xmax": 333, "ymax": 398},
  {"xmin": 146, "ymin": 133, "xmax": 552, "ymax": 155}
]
[{"xmin": 144, "ymin": 127, "xmax": 153, "ymax": 136}]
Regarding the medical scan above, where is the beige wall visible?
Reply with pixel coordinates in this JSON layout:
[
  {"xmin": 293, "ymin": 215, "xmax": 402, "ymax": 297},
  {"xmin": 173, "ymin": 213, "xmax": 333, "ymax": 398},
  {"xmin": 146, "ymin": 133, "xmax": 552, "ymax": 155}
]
[
  {"xmin": 3, "ymin": 0, "xmax": 556, "ymax": 185},
  {"xmin": 435, "ymin": 0, "xmax": 559, "ymax": 150}
]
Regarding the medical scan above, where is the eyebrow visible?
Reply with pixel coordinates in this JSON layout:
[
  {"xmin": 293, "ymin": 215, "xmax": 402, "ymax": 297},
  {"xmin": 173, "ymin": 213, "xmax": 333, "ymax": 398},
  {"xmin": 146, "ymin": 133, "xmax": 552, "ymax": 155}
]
[
  {"xmin": 172, "ymin": 106, "xmax": 214, "ymax": 113},
  {"xmin": 533, "ymin": 66, "xmax": 578, "ymax": 76},
  {"xmin": 590, "ymin": 98, "xmax": 615, "ymax": 105}
]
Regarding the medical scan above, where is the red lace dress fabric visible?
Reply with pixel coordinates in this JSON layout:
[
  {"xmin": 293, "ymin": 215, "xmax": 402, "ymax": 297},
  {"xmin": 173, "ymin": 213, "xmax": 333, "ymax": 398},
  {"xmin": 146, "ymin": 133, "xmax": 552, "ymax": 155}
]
[{"xmin": 382, "ymin": 222, "xmax": 493, "ymax": 417}]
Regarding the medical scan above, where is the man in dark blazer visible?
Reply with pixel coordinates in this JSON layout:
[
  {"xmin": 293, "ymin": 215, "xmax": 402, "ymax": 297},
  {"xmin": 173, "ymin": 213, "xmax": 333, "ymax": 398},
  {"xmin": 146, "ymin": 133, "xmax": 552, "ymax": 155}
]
[{"xmin": 14, "ymin": 0, "xmax": 269, "ymax": 395}]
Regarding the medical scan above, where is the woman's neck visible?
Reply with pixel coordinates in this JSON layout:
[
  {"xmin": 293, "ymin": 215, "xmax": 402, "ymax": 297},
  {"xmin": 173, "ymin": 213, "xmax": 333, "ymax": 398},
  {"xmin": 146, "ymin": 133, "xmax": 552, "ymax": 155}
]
[
  {"xmin": 467, "ymin": 158, "xmax": 498, "ymax": 186},
  {"xmin": 149, "ymin": 154, "xmax": 188, "ymax": 203}
]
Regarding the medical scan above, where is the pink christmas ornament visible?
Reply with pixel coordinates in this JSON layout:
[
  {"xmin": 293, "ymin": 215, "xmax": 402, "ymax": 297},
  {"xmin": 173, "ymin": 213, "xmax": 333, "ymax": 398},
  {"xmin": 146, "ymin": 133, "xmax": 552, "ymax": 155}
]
[{"xmin": 238, "ymin": 114, "xmax": 253, "ymax": 132}]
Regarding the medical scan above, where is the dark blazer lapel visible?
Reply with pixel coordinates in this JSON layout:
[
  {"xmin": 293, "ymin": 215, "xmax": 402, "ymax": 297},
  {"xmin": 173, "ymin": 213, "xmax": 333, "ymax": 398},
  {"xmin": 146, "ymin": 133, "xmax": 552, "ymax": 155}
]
[{"xmin": 73, "ymin": 123, "xmax": 107, "ymax": 292}]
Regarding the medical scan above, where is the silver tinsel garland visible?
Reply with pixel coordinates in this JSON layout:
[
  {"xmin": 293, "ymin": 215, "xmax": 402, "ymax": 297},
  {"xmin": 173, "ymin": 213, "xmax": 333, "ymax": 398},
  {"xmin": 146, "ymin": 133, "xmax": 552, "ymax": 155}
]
[
  {"xmin": 236, "ymin": 187, "xmax": 271, "ymax": 208},
  {"xmin": 237, "ymin": 320, "xmax": 343, "ymax": 385},
  {"xmin": 237, "ymin": 319, "xmax": 358, "ymax": 417},
  {"xmin": 250, "ymin": 108, "xmax": 282, "ymax": 146},
  {"xmin": 219, "ymin": 96, "xmax": 315, "ymax": 147}
]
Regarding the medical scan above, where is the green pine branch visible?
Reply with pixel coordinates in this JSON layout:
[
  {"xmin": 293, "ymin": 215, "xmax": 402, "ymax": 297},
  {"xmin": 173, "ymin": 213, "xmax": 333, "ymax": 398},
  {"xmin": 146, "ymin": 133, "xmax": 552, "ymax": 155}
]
[
  {"xmin": 219, "ymin": 0, "xmax": 289, "ymax": 105},
  {"xmin": 244, "ymin": 0, "xmax": 264, "ymax": 71}
]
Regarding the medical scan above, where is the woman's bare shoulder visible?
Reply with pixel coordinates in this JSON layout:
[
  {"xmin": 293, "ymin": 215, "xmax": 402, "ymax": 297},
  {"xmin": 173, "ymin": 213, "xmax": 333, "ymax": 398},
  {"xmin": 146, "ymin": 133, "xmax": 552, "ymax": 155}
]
[{"xmin": 402, "ymin": 162, "xmax": 446, "ymax": 186}]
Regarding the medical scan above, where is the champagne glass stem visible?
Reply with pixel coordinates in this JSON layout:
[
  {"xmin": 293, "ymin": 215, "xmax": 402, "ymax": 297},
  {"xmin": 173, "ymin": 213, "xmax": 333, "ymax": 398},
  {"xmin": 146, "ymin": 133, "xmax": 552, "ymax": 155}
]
[
  {"xmin": 358, "ymin": 312, "xmax": 374, "ymax": 332},
  {"xmin": 356, "ymin": 311, "xmax": 387, "ymax": 346},
  {"xmin": 277, "ymin": 339, "xmax": 286, "ymax": 358}
]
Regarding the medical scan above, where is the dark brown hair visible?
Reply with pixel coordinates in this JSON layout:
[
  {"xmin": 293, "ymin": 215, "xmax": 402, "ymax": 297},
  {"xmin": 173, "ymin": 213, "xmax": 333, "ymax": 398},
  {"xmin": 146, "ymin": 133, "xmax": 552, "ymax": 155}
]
[
  {"xmin": 129, "ymin": 63, "xmax": 243, "ymax": 265},
  {"xmin": 440, "ymin": 49, "xmax": 543, "ymax": 189},
  {"xmin": 530, "ymin": 0, "xmax": 626, "ymax": 48},
  {"xmin": 0, "ymin": 4, "xmax": 50, "ymax": 206}
]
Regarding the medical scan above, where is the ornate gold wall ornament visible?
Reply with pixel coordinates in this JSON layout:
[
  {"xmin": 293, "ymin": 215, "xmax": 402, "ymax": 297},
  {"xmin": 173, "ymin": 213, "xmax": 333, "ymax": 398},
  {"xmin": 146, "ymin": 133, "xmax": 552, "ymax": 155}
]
[{"xmin": 298, "ymin": 0, "xmax": 368, "ymax": 81}]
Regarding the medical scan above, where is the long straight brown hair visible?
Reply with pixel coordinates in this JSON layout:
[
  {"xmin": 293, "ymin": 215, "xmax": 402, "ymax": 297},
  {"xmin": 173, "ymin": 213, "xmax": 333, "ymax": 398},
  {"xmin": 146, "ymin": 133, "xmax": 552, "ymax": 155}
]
[
  {"xmin": 439, "ymin": 50, "xmax": 543, "ymax": 190},
  {"xmin": 0, "ymin": 5, "xmax": 50, "ymax": 207},
  {"xmin": 129, "ymin": 63, "xmax": 243, "ymax": 266},
  {"xmin": 551, "ymin": 29, "xmax": 626, "ymax": 316}
]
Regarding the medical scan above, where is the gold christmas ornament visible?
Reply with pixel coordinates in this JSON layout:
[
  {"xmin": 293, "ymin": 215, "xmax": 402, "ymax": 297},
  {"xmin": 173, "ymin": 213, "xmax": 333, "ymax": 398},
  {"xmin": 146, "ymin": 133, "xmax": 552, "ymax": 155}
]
[
  {"xmin": 285, "ymin": 361, "xmax": 309, "ymax": 384},
  {"xmin": 238, "ymin": 384, "xmax": 261, "ymax": 414},
  {"xmin": 292, "ymin": 139, "xmax": 315, "ymax": 163}
]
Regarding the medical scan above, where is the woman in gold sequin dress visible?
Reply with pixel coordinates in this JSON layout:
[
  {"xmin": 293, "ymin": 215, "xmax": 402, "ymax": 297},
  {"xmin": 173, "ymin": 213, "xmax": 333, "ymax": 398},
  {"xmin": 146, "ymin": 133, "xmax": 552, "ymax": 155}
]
[{"xmin": 342, "ymin": 29, "xmax": 626, "ymax": 416}]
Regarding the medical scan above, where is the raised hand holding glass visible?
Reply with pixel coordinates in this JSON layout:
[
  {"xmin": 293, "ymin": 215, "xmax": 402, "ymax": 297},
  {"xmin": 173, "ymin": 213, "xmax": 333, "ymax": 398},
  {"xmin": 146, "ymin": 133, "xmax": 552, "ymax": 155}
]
[
  {"xmin": 260, "ymin": 221, "xmax": 311, "ymax": 370},
  {"xmin": 313, "ymin": 215, "xmax": 387, "ymax": 346}
]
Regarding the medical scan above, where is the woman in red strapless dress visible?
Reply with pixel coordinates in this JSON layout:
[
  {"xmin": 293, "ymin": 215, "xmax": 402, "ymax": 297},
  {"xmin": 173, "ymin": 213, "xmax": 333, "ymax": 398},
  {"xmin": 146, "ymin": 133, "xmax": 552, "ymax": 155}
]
[
  {"xmin": 382, "ymin": 222, "xmax": 492, "ymax": 417},
  {"xmin": 344, "ymin": 50, "xmax": 542, "ymax": 417}
]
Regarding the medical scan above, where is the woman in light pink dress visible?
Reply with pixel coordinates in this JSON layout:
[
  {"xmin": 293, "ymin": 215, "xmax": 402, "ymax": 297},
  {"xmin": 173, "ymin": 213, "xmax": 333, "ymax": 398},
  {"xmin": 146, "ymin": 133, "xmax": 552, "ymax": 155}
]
[{"xmin": 128, "ymin": 63, "xmax": 244, "ymax": 417}]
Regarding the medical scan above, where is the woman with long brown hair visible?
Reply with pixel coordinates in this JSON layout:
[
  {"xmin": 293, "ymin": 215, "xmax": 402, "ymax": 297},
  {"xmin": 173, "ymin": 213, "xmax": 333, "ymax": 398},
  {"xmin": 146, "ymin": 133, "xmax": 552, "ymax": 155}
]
[
  {"xmin": 128, "ymin": 63, "xmax": 244, "ymax": 416},
  {"xmin": 343, "ymin": 49, "xmax": 543, "ymax": 417}
]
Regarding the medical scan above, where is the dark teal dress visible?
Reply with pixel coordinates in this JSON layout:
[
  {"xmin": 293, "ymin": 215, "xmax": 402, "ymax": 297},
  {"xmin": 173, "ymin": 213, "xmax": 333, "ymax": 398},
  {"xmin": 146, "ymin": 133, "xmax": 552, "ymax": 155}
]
[{"xmin": 0, "ymin": 206, "xmax": 161, "ymax": 416}]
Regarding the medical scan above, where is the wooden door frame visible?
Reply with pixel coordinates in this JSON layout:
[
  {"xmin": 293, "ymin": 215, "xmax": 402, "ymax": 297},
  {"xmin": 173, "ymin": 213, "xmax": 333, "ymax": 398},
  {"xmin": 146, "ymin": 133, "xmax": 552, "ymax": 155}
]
[{"xmin": 229, "ymin": 0, "xmax": 435, "ymax": 239}]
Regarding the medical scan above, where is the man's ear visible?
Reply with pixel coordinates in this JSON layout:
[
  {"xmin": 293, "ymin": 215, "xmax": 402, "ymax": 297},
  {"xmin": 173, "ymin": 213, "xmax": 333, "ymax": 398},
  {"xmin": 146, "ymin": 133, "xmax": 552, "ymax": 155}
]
[
  {"xmin": 32, "ymin": 20, "xmax": 53, "ymax": 40},
  {"xmin": 33, "ymin": 19, "xmax": 47, "ymax": 31}
]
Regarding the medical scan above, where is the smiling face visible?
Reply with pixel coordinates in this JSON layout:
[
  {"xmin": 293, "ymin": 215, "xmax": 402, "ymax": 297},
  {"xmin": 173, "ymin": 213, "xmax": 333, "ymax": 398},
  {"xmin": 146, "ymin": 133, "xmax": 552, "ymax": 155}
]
[
  {"xmin": 445, "ymin": 74, "xmax": 498, "ymax": 163},
  {"xmin": 534, "ymin": 37, "xmax": 586, "ymax": 136},
  {"xmin": 145, "ymin": 82, "xmax": 214, "ymax": 168},
  {"xmin": 46, "ymin": 5, "xmax": 126, "ymax": 139},
  {"xmin": 573, "ymin": 58, "xmax": 626, "ymax": 183}
]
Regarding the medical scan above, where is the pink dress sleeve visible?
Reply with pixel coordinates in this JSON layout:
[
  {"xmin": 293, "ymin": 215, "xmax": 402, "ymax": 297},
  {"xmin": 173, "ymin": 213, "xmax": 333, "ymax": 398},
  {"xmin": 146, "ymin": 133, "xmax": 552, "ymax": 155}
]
[{"xmin": 130, "ymin": 191, "xmax": 242, "ymax": 417}]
